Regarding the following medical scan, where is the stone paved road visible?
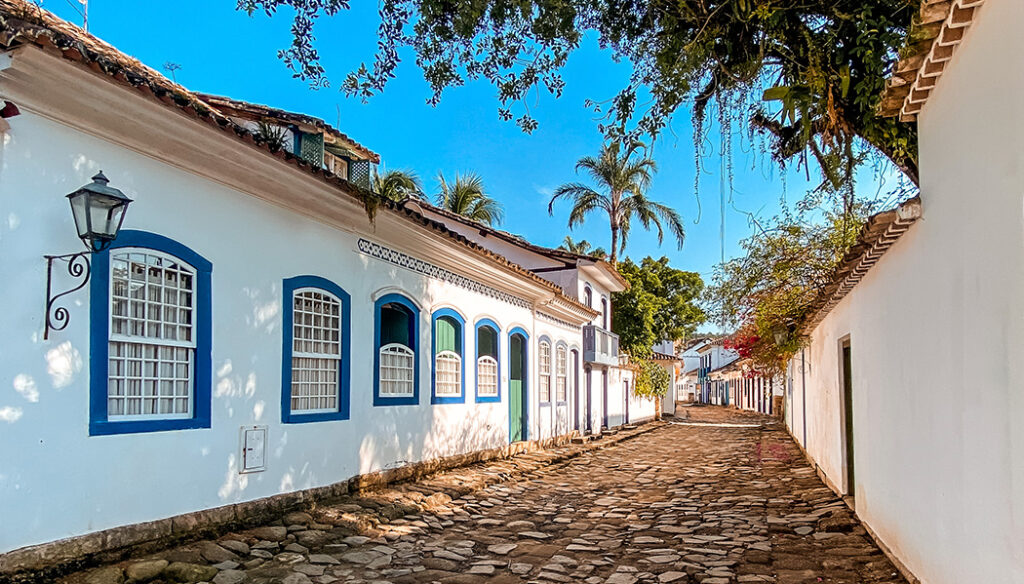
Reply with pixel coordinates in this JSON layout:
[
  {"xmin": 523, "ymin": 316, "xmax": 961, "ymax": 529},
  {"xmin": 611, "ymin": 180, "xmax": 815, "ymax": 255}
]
[{"xmin": 65, "ymin": 407, "xmax": 907, "ymax": 584}]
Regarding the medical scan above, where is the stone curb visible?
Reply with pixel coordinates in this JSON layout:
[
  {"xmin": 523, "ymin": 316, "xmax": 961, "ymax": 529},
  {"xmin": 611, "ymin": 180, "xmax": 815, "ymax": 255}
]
[{"xmin": 0, "ymin": 421, "xmax": 664, "ymax": 583}]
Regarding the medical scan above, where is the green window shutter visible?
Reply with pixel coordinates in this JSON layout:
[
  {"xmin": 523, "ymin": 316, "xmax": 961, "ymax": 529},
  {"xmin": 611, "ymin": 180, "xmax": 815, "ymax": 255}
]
[
  {"xmin": 435, "ymin": 317, "xmax": 459, "ymax": 354},
  {"xmin": 381, "ymin": 305, "xmax": 410, "ymax": 347},
  {"xmin": 477, "ymin": 326, "xmax": 497, "ymax": 358},
  {"xmin": 299, "ymin": 131, "xmax": 325, "ymax": 168}
]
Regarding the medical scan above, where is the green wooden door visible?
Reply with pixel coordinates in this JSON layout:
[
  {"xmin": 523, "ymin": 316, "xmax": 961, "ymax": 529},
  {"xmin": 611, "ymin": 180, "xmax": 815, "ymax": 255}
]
[
  {"xmin": 509, "ymin": 333, "xmax": 526, "ymax": 442},
  {"xmin": 842, "ymin": 342, "xmax": 855, "ymax": 495}
]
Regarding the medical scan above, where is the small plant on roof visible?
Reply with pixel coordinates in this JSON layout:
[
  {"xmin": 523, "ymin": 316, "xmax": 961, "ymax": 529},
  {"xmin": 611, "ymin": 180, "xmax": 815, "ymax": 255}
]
[{"xmin": 254, "ymin": 119, "xmax": 288, "ymax": 151}]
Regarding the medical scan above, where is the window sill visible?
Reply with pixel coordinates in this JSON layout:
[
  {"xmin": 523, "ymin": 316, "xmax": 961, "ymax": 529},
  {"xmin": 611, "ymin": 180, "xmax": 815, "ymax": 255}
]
[
  {"xmin": 282, "ymin": 410, "xmax": 350, "ymax": 424},
  {"xmin": 474, "ymin": 393, "xmax": 501, "ymax": 404},
  {"xmin": 89, "ymin": 417, "xmax": 210, "ymax": 436},
  {"xmin": 373, "ymin": 395, "xmax": 419, "ymax": 407},
  {"xmin": 431, "ymin": 395, "xmax": 466, "ymax": 405}
]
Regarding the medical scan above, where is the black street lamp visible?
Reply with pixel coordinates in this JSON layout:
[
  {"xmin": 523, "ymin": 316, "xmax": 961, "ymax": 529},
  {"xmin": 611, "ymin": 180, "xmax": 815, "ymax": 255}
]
[
  {"xmin": 66, "ymin": 171, "xmax": 133, "ymax": 252},
  {"xmin": 44, "ymin": 172, "xmax": 132, "ymax": 339}
]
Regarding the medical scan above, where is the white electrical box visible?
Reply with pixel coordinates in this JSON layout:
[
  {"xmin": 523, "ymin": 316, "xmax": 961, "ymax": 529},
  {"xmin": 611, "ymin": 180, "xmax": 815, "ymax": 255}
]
[{"xmin": 239, "ymin": 425, "xmax": 267, "ymax": 473}]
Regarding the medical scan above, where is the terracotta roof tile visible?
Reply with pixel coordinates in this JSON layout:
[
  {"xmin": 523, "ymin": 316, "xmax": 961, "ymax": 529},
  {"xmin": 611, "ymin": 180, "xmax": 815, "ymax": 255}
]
[
  {"xmin": 879, "ymin": 0, "xmax": 986, "ymax": 121},
  {"xmin": 801, "ymin": 197, "xmax": 923, "ymax": 332}
]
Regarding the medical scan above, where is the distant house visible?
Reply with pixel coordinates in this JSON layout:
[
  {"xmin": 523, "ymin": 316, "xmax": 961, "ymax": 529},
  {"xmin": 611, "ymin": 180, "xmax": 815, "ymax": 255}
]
[
  {"xmin": 650, "ymin": 349, "xmax": 682, "ymax": 416},
  {"xmin": 677, "ymin": 337, "xmax": 712, "ymax": 403},
  {"xmin": 782, "ymin": 1, "xmax": 1023, "ymax": 582},
  {"xmin": 709, "ymin": 359, "xmax": 782, "ymax": 416},
  {"xmin": 694, "ymin": 339, "xmax": 738, "ymax": 405},
  {"xmin": 0, "ymin": 0, "xmax": 652, "ymax": 571}
]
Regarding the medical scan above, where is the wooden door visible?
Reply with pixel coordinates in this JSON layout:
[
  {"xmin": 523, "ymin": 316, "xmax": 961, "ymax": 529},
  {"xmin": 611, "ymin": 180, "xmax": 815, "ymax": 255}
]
[
  {"xmin": 842, "ymin": 341, "xmax": 855, "ymax": 495},
  {"xmin": 509, "ymin": 333, "xmax": 527, "ymax": 443}
]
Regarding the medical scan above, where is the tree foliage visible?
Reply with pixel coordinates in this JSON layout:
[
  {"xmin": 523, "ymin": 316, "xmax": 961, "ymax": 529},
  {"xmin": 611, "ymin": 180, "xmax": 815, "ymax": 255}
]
[
  {"xmin": 612, "ymin": 256, "xmax": 706, "ymax": 359},
  {"xmin": 558, "ymin": 236, "xmax": 606, "ymax": 260},
  {"xmin": 373, "ymin": 167, "xmax": 424, "ymax": 201},
  {"xmin": 708, "ymin": 197, "xmax": 874, "ymax": 372},
  {"xmin": 633, "ymin": 359, "xmax": 671, "ymax": 400},
  {"xmin": 238, "ymin": 0, "xmax": 921, "ymax": 192},
  {"xmin": 434, "ymin": 172, "xmax": 504, "ymax": 225},
  {"xmin": 549, "ymin": 141, "xmax": 684, "ymax": 264}
]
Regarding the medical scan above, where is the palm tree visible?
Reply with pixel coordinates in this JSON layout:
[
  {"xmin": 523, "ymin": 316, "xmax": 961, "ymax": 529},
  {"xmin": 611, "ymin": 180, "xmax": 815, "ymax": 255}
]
[
  {"xmin": 559, "ymin": 236, "xmax": 607, "ymax": 260},
  {"xmin": 549, "ymin": 141, "xmax": 684, "ymax": 264},
  {"xmin": 372, "ymin": 168, "xmax": 424, "ymax": 202},
  {"xmin": 435, "ymin": 172, "xmax": 504, "ymax": 226}
]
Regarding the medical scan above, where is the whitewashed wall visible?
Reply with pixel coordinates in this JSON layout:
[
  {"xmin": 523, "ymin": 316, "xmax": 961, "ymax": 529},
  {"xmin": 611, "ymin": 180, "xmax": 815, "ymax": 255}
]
[
  {"xmin": 787, "ymin": 3, "xmax": 1024, "ymax": 582},
  {"xmin": 0, "ymin": 112, "xmax": 571, "ymax": 554}
]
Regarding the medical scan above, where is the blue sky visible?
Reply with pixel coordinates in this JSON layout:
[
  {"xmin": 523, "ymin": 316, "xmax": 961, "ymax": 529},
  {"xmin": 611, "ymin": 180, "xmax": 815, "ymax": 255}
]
[{"xmin": 44, "ymin": 0, "xmax": 890, "ymax": 283}]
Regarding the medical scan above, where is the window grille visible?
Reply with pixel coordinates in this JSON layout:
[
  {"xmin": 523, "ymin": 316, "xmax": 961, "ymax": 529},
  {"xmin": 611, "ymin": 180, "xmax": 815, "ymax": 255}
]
[
  {"xmin": 299, "ymin": 131, "xmax": 325, "ymax": 168},
  {"xmin": 555, "ymin": 346, "xmax": 567, "ymax": 402},
  {"xmin": 380, "ymin": 343, "xmax": 415, "ymax": 396},
  {"xmin": 349, "ymin": 160, "xmax": 372, "ymax": 190},
  {"xmin": 539, "ymin": 341, "xmax": 552, "ymax": 402},
  {"xmin": 290, "ymin": 289, "xmax": 342, "ymax": 412},
  {"xmin": 108, "ymin": 250, "xmax": 196, "ymax": 418},
  {"xmin": 477, "ymin": 356, "xmax": 498, "ymax": 396},
  {"xmin": 434, "ymin": 351, "xmax": 461, "ymax": 396}
]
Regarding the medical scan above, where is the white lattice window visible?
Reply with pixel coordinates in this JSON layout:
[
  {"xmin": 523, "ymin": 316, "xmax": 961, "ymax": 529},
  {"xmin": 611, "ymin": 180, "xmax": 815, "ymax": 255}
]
[
  {"xmin": 539, "ymin": 341, "xmax": 552, "ymax": 402},
  {"xmin": 435, "ymin": 351, "xmax": 462, "ymax": 396},
  {"xmin": 380, "ymin": 343, "xmax": 415, "ymax": 396},
  {"xmin": 291, "ymin": 289, "xmax": 341, "ymax": 412},
  {"xmin": 108, "ymin": 249, "xmax": 195, "ymax": 418},
  {"xmin": 555, "ymin": 345, "xmax": 567, "ymax": 402},
  {"xmin": 477, "ymin": 356, "xmax": 498, "ymax": 397}
]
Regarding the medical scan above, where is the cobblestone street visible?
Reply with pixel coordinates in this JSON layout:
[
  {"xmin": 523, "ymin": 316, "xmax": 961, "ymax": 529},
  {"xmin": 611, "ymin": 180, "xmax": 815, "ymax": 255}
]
[{"xmin": 64, "ymin": 407, "xmax": 906, "ymax": 584}]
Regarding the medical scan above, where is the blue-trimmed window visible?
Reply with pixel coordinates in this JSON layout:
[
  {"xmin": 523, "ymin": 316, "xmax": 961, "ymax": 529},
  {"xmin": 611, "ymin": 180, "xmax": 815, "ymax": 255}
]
[
  {"xmin": 538, "ymin": 337, "xmax": 552, "ymax": 404},
  {"xmin": 374, "ymin": 293, "xmax": 420, "ymax": 406},
  {"xmin": 281, "ymin": 276, "xmax": 351, "ymax": 423},
  {"xmin": 89, "ymin": 230, "xmax": 212, "ymax": 436},
  {"xmin": 431, "ymin": 308, "xmax": 465, "ymax": 404},
  {"xmin": 555, "ymin": 342, "xmax": 568, "ymax": 403},
  {"xmin": 475, "ymin": 319, "xmax": 501, "ymax": 403}
]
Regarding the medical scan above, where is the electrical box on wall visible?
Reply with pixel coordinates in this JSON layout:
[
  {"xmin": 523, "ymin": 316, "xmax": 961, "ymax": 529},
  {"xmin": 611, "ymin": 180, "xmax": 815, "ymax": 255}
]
[{"xmin": 239, "ymin": 425, "xmax": 267, "ymax": 474}]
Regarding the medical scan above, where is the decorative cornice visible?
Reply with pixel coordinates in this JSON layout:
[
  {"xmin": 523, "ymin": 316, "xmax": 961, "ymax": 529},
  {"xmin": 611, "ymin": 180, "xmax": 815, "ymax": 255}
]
[
  {"xmin": 357, "ymin": 238, "xmax": 532, "ymax": 310},
  {"xmin": 879, "ymin": 0, "xmax": 985, "ymax": 121},
  {"xmin": 536, "ymin": 310, "xmax": 582, "ymax": 332}
]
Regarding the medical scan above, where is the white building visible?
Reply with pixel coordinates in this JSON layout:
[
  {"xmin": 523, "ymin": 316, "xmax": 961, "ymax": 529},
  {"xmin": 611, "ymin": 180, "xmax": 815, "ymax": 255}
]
[
  {"xmin": 0, "ymin": 2, "xmax": 651, "ymax": 572},
  {"xmin": 694, "ymin": 339, "xmax": 738, "ymax": 405},
  {"xmin": 708, "ymin": 359, "xmax": 782, "ymax": 416},
  {"xmin": 785, "ymin": 1, "xmax": 1024, "ymax": 582}
]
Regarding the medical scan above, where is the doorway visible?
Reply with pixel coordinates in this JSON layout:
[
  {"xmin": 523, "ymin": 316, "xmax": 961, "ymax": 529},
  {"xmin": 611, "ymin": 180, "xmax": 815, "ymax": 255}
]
[
  {"xmin": 571, "ymin": 350, "xmax": 580, "ymax": 431},
  {"xmin": 840, "ymin": 337, "xmax": 855, "ymax": 496},
  {"xmin": 584, "ymin": 365, "xmax": 592, "ymax": 433},
  {"xmin": 509, "ymin": 331, "xmax": 529, "ymax": 443}
]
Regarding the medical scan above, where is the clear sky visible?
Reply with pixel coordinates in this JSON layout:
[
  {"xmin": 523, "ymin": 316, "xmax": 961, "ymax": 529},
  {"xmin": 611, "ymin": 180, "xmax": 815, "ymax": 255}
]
[{"xmin": 43, "ymin": 0, "xmax": 889, "ymax": 283}]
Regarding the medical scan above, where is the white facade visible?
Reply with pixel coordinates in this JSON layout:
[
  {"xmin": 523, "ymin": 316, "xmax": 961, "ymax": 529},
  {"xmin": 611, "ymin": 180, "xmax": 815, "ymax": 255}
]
[
  {"xmin": 0, "ymin": 40, "xmax": 645, "ymax": 558},
  {"xmin": 414, "ymin": 206, "xmax": 652, "ymax": 432},
  {"xmin": 786, "ymin": 2, "xmax": 1024, "ymax": 582}
]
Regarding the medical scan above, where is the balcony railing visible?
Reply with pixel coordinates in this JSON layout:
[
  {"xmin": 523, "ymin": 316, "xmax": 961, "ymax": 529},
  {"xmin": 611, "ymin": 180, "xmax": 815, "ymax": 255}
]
[{"xmin": 583, "ymin": 325, "xmax": 620, "ymax": 366}]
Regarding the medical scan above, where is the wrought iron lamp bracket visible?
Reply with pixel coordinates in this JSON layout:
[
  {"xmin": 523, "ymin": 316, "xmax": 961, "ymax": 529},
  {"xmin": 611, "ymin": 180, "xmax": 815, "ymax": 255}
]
[{"xmin": 44, "ymin": 252, "xmax": 92, "ymax": 340}]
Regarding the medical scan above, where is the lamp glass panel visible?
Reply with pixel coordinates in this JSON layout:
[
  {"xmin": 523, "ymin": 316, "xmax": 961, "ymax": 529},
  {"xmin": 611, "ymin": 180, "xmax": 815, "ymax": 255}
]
[
  {"xmin": 68, "ymin": 191, "xmax": 90, "ymax": 239},
  {"xmin": 88, "ymin": 193, "xmax": 125, "ymax": 238}
]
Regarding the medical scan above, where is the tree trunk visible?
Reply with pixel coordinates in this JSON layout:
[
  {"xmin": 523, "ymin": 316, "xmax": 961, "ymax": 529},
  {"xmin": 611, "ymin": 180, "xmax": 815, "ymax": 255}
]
[
  {"xmin": 609, "ymin": 202, "xmax": 620, "ymax": 265},
  {"xmin": 610, "ymin": 225, "xmax": 619, "ymax": 265}
]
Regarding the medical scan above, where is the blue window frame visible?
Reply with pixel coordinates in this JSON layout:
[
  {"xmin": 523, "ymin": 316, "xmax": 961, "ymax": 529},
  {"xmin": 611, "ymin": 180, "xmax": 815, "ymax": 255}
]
[
  {"xmin": 554, "ymin": 341, "xmax": 569, "ymax": 404},
  {"xmin": 373, "ymin": 293, "xmax": 420, "ymax": 406},
  {"xmin": 538, "ymin": 335, "xmax": 553, "ymax": 405},
  {"xmin": 89, "ymin": 230, "xmax": 212, "ymax": 436},
  {"xmin": 474, "ymin": 318, "xmax": 501, "ymax": 403},
  {"xmin": 431, "ymin": 308, "xmax": 466, "ymax": 404},
  {"xmin": 281, "ymin": 276, "xmax": 351, "ymax": 423}
]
